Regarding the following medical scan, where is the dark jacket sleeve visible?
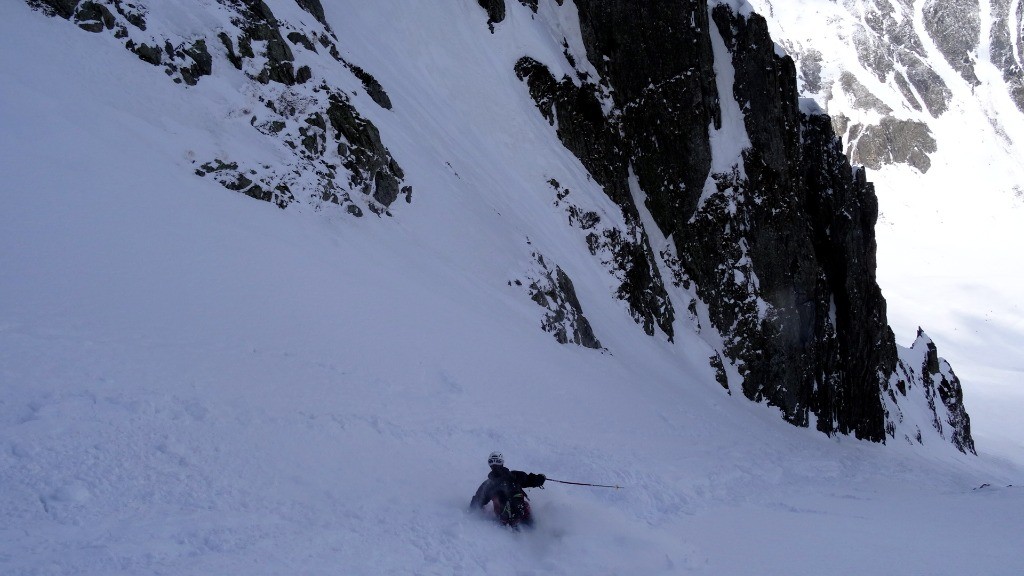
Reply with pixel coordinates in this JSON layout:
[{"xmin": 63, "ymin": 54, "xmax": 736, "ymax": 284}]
[
  {"xmin": 469, "ymin": 479, "xmax": 493, "ymax": 509},
  {"xmin": 511, "ymin": 470, "xmax": 545, "ymax": 489}
]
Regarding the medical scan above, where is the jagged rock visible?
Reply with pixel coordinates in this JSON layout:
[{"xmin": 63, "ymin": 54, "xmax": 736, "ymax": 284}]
[
  {"xmin": 521, "ymin": 253, "xmax": 603, "ymax": 349},
  {"xmin": 115, "ymin": 1, "xmax": 145, "ymax": 30},
  {"xmin": 294, "ymin": 0, "xmax": 329, "ymax": 27},
  {"xmin": 123, "ymin": 36, "xmax": 212, "ymax": 86},
  {"xmin": 28, "ymin": 0, "xmax": 79, "ymax": 19},
  {"xmin": 127, "ymin": 40, "xmax": 162, "ymax": 65},
  {"xmin": 477, "ymin": 0, "xmax": 506, "ymax": 32},
  {"xmin": 709, "ymin": 353, "xmax": 730, "ymax": 393},
  {"xmin": 923, "ymin": 0, "xmax": 981, "ymax": 86},
  {"xmin": 889, "ymin": 329, "xmax": 976, "ymax": 454},
  {"xmin": 234, "ymin": 1, "xmax": 297, "ymax": 85},
  {"xmin": 892, "ymin": 71, "xmax": 923, "ymax": 112},
  {"xmin": 801, "ymin": 113, "xmax": 897, "ymax": 440},
  {"xmin": 218, "ymin": 32, "xmax": 243, "ymax": 70},
  {"xmin": 74, "ymin": 1, "xmax": 114, "ymax": 33},
  {"xmin": 799, "ymin": 49, "xmax": 824, "ymax": 94},
  {"xmin": 326, "ymin": 91, "xmax": 408, "ymax": 210},
  {"xmin": 903, "ymin": 55, "xmax": 952, "ymax": 116},
  {"xmin": 515, "ymin": 58, "xmax": 627, "ymax": 206},
  {"xmin": 287, "ymin": 31, "xmax": 317, "ymax": 52},
  {"xmin": 179, "ymin": 39, "xmax": 213, "ymax": 86},
  {"xmin": 346, "ymin": 63, "xmax": 393, "ymax": 110},
  {"xmin": 594, "ymin": 227, "xmax": 675, "ymax": 338}
]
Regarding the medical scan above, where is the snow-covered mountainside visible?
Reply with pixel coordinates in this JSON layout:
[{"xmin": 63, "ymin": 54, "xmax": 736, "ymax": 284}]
[
  {"xmin": 751, "ymin": 0, "xmax": 1024, "ymax": 174},
  {"xmin": 3, "ymin": 1, "xmax": 1023, "ymax": 574},
  {"xmin": 17, "ymin": 0, "xmax": 980, "ymax": 451}
]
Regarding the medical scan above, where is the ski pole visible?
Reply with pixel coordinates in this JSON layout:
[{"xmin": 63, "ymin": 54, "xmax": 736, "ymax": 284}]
[{"xmin": 546, "ymin": 478, "xmax": 622, "ymax": 489}]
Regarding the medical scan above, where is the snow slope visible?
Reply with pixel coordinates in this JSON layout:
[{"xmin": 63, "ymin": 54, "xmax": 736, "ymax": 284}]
[{"xmin": 1, "ymin": 1, "xmax": 1022, "ymax": 574}]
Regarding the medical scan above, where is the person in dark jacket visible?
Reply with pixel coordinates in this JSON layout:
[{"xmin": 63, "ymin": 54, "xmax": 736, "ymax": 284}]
[{"xmin": 469, "ymin": 452, "xmax": 546, "ymax": 528}]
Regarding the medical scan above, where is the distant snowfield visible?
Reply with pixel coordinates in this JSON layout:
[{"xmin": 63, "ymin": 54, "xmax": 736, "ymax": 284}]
[
  {"xmin": 1, "ymin": 2, "xmax": 1022, "ymax": 575},
  {"xmin": 875, "ymin": 157, "xmax": 1024, "ymax": 463}
]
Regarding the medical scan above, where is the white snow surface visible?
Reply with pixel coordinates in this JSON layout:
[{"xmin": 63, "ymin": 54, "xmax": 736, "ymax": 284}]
[{"xmin": 1, "ymin": 1, "xmax": 1022, "ymax": 575}]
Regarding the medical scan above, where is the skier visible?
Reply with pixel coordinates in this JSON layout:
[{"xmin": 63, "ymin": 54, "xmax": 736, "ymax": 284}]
[{"xmin": 469, "ymin": 451, "xmax": 546, "ymax": 528}]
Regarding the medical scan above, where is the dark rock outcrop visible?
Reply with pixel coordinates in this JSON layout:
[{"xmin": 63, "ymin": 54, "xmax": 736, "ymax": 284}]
[
  {"xmin": 326, "ymin": 91, "xmax": 408, "ymax": 210},
  {"xmin": 518, "ymin": 0, "xmax": 539, "ymax": 13},
  {"xmin": 515, "ymin": 58, "xmax": 675, "ymax": 339},
  {"xmin": 477, "ymin": 0, "xmax": 506, "ymax": 32},
  {"xmin": 519, "ymin": 252, "xmax": 603, "ymax": 350},
  {"xmin": 345, "ymin": 63, "xmax": 393, "ymax": 110},
  {"xmin": 512, "ymin": 0, "xmax": 972, "ymax": 450},
  {"xmin": 179, "ymin": 39, "xmax": 214, "ymax": 86},
  {"xmin": 576, "ymin": 0, "xmax": 720, "ymax": 235},
  {"xmin": 28, "ymin": 0, "xmax": 79, "ymax": 19},
  {"xmin": 234, "ymin": 1, "xmax": 298, "ymax": 85},
  {"xmin": 74, "ymin": 1, "xmax": 115, "ymax": 32},
  {"xmin": 295, "ymin": 0, "xmax": 329, "ymax": 27},
  {"xmin": 799, "ymin": 113, "xmax": 897, "ymax": 440}
]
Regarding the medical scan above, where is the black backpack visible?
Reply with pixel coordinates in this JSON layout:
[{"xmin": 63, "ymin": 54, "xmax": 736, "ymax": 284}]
[{"xmin": 497, "ymin": 483, "xmax": 531, "ymax": 527}]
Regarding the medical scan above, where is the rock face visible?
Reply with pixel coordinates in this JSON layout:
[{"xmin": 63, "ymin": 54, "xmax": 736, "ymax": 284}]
[
  {"xmin": 507, "ymin": 1, "xmax": 973, "ymax": 451},
  {"xmin": 476, "ymin": 0, "xmax": 506, "ymax": 32},
  {"xmin": 849, "ymin": 0, "xmax": 954, "ymax": 118},
  {"xmin": 923, "ymin": 0, "xmax": 981, "ymax": 86},
  {"xmin": 514, "ymin": 59, "xmax": 675, "ymax": 339}
]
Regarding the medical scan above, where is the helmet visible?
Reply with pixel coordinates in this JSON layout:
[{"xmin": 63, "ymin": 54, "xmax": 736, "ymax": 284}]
[{"xmin": 488, "ymin": 451, "xmax": 504, "ymax": 467}]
